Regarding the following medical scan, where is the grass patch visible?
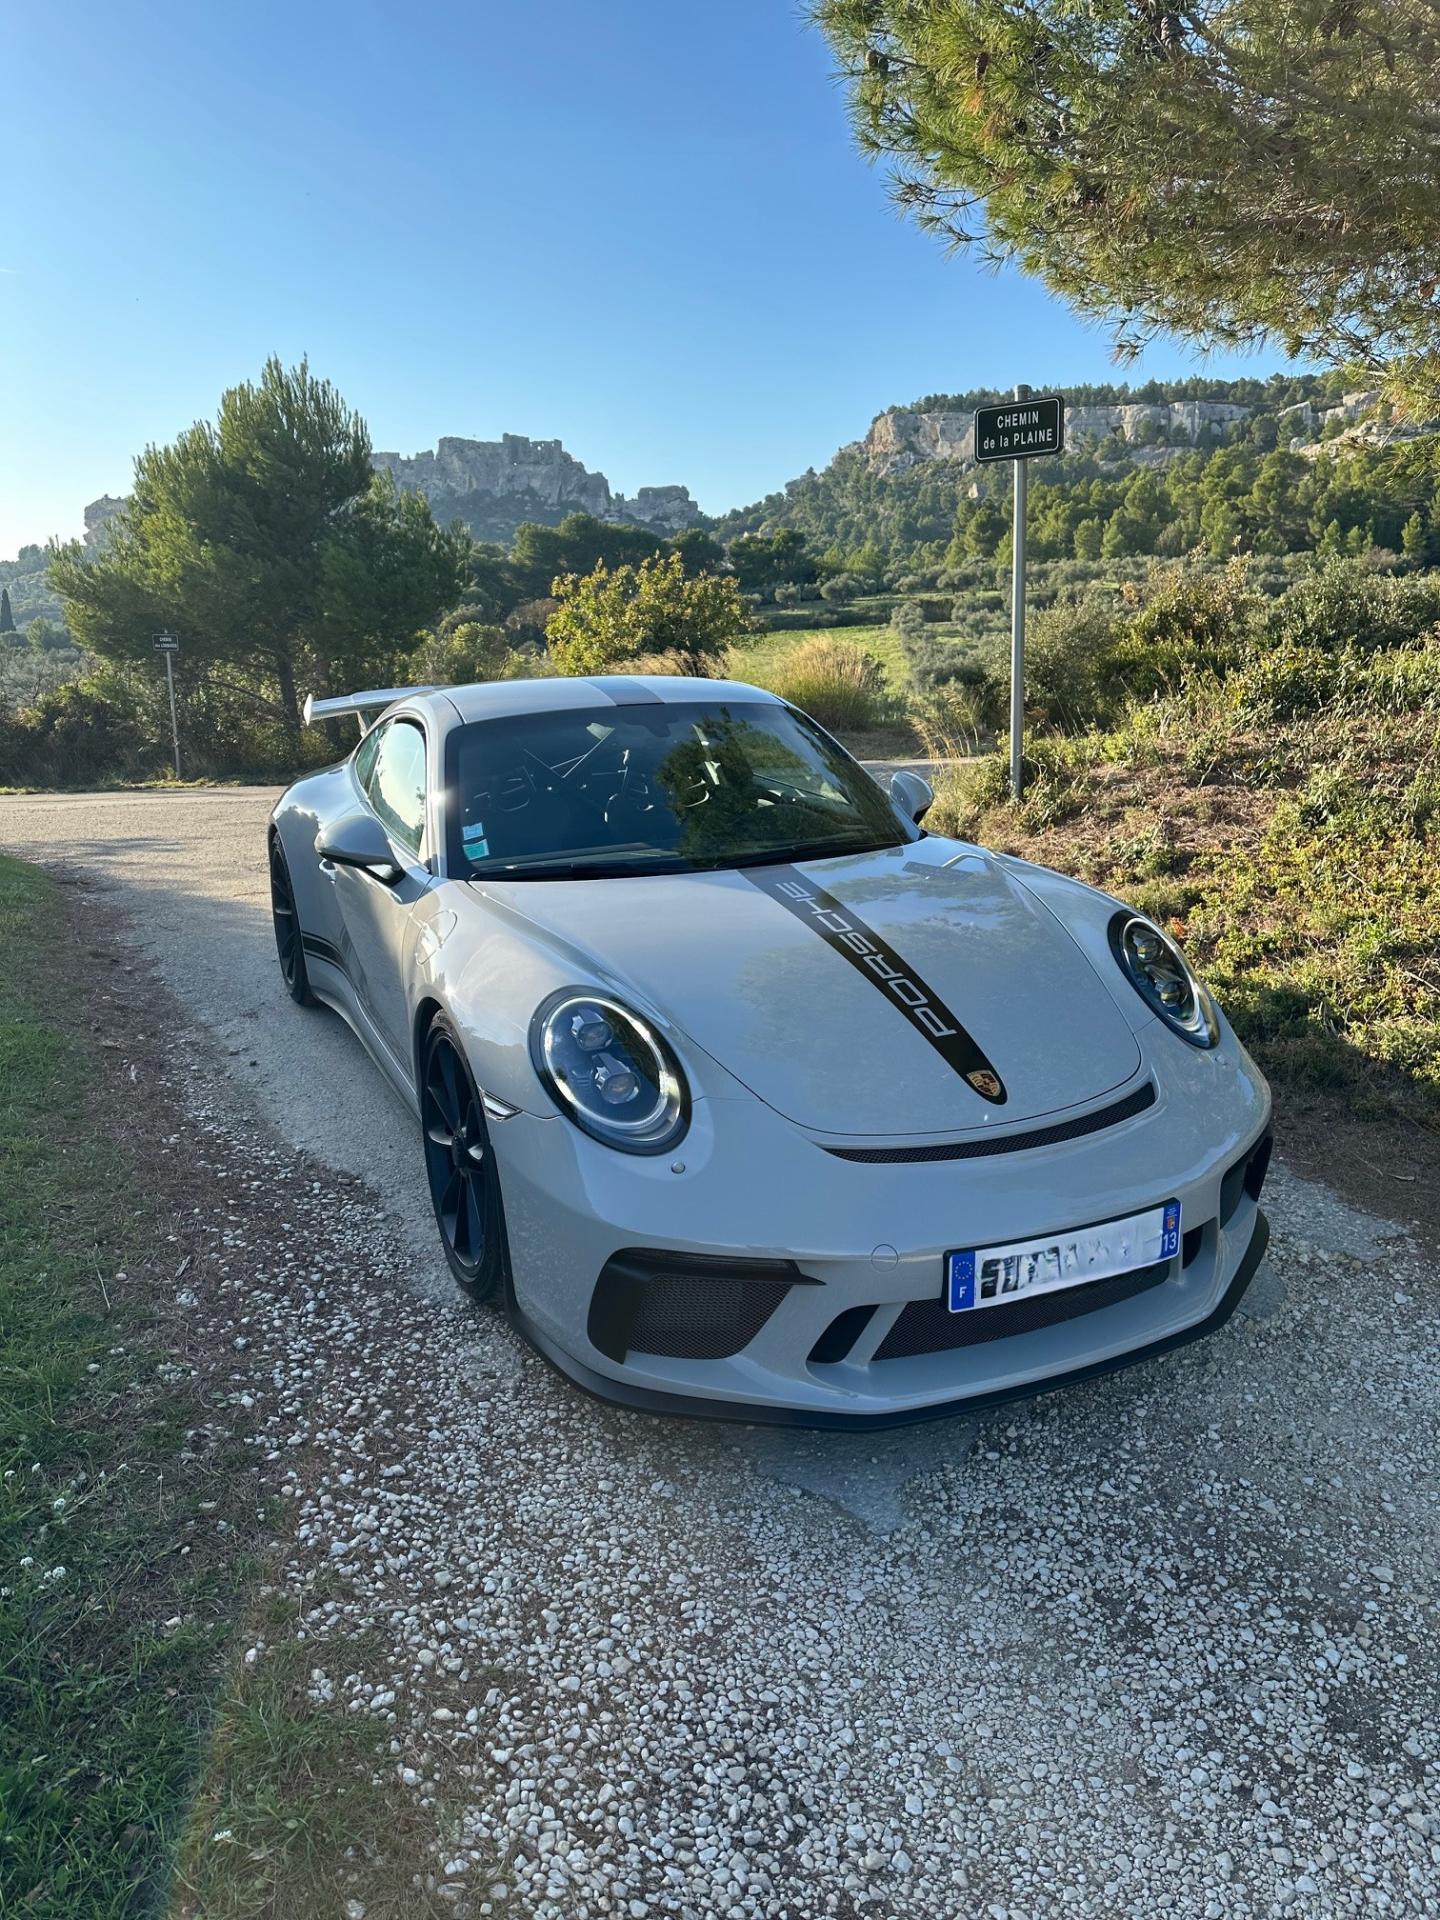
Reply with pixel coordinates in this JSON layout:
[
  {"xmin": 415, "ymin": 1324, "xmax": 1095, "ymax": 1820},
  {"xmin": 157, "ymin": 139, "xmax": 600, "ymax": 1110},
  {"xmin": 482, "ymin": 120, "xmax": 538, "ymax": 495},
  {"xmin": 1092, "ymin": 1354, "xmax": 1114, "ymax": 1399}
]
[
  {"xmin": 728, "ymin": 622, "xmax": 923, "ymax": 751},
  {"xmin": 0, "ymin": 854, "xmax": 240, "ymax": 1916},
  {"xmin": 731, "ymin": 621, "xmax": 913, "ymax": 699},
  {"xmin": 172, "ymin": 1641, "xmax": 455, "ymax": 1920}
]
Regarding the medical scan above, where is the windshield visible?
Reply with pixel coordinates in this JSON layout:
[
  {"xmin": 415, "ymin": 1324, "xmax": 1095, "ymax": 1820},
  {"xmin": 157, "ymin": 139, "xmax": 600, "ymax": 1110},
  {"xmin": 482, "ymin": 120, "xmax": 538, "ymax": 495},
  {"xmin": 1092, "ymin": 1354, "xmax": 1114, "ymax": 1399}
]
[{"xmin": 444, "ymin": 698, "xmax": 915, "ymax": 879}]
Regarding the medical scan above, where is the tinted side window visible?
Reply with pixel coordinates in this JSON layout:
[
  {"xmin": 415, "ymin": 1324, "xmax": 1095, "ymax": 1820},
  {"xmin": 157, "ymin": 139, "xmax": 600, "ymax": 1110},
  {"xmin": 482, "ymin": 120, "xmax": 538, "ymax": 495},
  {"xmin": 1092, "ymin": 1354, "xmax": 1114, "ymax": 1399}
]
[
  {"xmin": 368, "ymin": 720, "xmax": 427, "ymax": 858},
  {"xmin": 353, "ymin": 722, "xmax": 384, "ymax": 790}
]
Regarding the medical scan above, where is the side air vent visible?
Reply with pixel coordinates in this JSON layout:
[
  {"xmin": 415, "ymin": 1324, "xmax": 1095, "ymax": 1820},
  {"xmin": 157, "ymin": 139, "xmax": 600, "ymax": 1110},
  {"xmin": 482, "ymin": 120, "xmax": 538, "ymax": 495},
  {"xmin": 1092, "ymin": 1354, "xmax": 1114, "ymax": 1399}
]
[
  {"xmin": 1220, "ymin": 1132, "xmax": 1273, "ymax": 1226},
  {"xmin": 587, "ymin": 1249, "xmax": 809, "ymax": 1364},
  {"xmin": 823, "ymin": 1081, "xmax": 1156, "ymax": 1165},
  {"xmin": 807, "ymin": 1305, "xmax": 878, "ymax": 1366}
]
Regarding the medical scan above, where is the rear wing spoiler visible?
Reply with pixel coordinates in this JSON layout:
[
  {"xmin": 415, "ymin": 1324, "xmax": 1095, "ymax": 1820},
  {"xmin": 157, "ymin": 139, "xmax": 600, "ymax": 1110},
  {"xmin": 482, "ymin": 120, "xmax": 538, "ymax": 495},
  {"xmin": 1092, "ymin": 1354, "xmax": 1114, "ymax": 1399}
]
[{"xmin": 302, "ymin": 686, "xmax": 440, "ymax": 733}]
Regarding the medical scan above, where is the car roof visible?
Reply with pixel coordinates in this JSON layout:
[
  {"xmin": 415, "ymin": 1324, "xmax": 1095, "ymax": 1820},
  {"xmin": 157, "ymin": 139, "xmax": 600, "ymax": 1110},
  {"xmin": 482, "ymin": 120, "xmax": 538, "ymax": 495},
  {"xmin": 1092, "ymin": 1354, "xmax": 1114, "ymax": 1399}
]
[{"xmin": 415, "ymin": 674, "xmax": 785, "ymax": 727}]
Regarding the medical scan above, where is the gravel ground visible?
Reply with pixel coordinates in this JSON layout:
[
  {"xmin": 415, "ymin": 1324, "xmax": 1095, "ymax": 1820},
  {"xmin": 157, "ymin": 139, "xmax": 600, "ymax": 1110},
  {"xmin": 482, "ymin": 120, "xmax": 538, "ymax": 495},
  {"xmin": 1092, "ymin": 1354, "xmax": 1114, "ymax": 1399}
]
[{"xmin": 3, "ymin": 789, "xmax": 1438, "ymax": 1918}]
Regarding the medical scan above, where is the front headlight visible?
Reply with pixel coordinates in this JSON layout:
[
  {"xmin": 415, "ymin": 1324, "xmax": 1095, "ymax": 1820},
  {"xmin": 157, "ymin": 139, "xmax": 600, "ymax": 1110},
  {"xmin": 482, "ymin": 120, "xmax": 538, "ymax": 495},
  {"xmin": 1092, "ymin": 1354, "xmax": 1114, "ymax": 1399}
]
[
  {"xmin": 529, "ymin": 988, "xmax": 690, "ymax": 1153},
  {"xmin": 1108, "ymin": 911, "xmax": 1219, "ymax": 1048}
]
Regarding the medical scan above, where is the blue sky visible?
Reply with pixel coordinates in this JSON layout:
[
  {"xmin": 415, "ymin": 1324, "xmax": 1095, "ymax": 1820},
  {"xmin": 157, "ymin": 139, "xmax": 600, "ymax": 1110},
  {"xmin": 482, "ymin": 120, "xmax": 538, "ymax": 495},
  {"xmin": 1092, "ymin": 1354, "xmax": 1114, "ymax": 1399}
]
[{"xmin": 2, "ymin": 0, "xmax": 1290, "ymax": 558}]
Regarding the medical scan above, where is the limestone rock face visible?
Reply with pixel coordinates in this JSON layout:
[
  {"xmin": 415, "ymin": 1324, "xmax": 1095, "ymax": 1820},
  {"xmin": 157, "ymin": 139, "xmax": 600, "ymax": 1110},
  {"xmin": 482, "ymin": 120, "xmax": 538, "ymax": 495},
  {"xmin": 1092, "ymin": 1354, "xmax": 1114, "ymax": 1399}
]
[
  {"xmin": 83, "ymin": 495, "xmax": 126, "ymax": 548},
  {"xmin": 372, "ymin": 434, "xmax": 701, "ymax": 542},
  {"xmin": 861, "ymin": 399, "xmax": 1253, "ymax": 474}
]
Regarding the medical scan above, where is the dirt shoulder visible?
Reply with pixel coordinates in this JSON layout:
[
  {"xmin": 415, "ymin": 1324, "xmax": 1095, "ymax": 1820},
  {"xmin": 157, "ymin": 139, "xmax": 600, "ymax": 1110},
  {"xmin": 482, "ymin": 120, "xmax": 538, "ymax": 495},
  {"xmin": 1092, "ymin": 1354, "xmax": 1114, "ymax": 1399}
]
[{"xmin": 0, "ymin": 857, "xmax": 443, "ymax": 1918}]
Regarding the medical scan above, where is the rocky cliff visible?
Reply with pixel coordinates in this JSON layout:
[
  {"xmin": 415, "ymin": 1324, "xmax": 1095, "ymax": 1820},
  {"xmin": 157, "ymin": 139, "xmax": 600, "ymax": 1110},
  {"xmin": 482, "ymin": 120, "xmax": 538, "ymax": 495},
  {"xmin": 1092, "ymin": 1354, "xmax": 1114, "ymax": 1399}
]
[
  {"xmin": 83, "ymin": 495, "xmax": 126, "ymax": 548},
  {"xmin": 859, "ymin": 391, "xmax": 1404, "ymax": 476},
  {"xmin": 372, "ymin": 434, "xmax": 702, "ymax": 543},
  {"xmin": 861, "ymin": 400, "xmax": 1253, "ymax": 475}
]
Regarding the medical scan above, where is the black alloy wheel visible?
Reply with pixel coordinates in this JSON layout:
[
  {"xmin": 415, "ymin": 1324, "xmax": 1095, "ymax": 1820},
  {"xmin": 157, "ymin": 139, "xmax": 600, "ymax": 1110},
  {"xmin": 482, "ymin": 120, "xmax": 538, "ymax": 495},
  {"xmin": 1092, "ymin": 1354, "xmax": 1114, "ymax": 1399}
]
[
  {"xmin": 270, "ymin": 838, "xmax": 315, "ymax": 1005},
  {"xmin": 421, "ymin": 1015, "xmax": 507, "ymax": 1303}
]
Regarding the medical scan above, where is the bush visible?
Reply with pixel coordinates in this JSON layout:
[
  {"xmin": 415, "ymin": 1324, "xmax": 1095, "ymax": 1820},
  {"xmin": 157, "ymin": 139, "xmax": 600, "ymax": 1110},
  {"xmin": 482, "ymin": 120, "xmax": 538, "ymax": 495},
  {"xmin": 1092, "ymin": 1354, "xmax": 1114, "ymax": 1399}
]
[
  {"xmin": 740, "ymin": 637, "xmax": 886, "ymax": 732},
  {"xmin": 0, "ymin": 678, "xmax": 154, "ymax": 785},
  {"xmin": 914, "ymin": 680, "xmax": 994, "ymax": 753},
  {"xmin": 819, "ymin": 575, "xmax": 860, "ymax": 605},
  {"xmin": 411, "ymin": 621, "xmax": 523, "ymax": 686},
  {"xmin": 888, "ymin": 600, "xmax": 927, "ymax": 642},
  {"xmin": 1234, "ymin": 642, "xmax": 1340, "ymax": 720},
  {"xmin": 1268, "ymin": 556, "xmax": 1440, "ymax": 655},
  {"xmin": 0, "ymin": 662, "xmax": 340, "ymax": 787},
  {"xmin": 1017, "ymin": 596, "xmax": 1127, "ymax": 728},
  {"xmin": 546, "ymin": 553, "xmax": 751, "ymax": 674}
]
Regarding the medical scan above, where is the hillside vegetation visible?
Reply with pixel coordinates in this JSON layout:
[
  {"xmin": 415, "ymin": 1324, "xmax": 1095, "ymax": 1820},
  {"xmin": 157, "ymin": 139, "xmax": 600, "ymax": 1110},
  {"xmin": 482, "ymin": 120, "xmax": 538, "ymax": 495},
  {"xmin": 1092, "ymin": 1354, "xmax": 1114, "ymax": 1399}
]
[
  {"xmin": 926, "ymin": 559, "xmax": 1440, "ymax": 1140},
  {"xmin": 717, "ymin": 375, "xmax": 1439, "ymax": 575}
]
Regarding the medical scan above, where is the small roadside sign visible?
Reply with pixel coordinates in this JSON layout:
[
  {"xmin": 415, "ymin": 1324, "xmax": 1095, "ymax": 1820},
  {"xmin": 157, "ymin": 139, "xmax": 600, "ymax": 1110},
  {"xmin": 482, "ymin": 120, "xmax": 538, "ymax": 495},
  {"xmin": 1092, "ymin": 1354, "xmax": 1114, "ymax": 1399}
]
[
  {"xmin": 153, "ymin": 633, "xmax": 182, "ymax": 777},
  {"xmin": 973, "ymin": 387, "xmax": 1066, "ymax": 803},
  {"xmin": 973, "ymin": 394, "xmax": 1065, "ymax": 464}
]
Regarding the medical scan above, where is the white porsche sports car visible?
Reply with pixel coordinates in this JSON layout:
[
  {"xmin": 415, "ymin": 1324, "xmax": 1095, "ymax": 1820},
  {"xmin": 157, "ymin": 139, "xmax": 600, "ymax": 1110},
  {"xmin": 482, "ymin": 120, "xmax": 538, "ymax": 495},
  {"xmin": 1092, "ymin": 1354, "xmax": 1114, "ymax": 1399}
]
[{"xmin": 268, "ymin": 674, "xmax": 1272, "ymax": 1426}]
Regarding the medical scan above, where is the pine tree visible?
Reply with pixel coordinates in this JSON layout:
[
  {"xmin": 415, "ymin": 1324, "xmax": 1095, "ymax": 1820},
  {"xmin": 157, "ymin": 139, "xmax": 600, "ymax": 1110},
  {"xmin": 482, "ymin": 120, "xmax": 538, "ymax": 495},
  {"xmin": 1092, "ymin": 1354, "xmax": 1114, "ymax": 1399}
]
[
  {"xmin": 48, "ymin": 358, "xmax": 468, "ymax": 735},
  {"xmin": 816, "ymin": 2, "xmax": 1440, "ymax": 414},
  {"xmin": 1401, "ymin": 511, "xmax": 1428, "ymax": 566},
  {"xmin": 0, "ymin": 587, "xmax": 15, "ymax": 634}
]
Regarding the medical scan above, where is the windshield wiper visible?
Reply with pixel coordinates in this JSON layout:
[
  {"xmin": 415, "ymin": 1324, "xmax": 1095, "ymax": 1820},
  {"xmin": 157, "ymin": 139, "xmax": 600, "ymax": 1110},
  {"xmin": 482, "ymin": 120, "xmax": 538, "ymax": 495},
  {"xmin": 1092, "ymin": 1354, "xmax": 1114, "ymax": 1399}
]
[
  {"xmin": 469, "ymin": 851, "xmax": 698, "ymax": 881},
  {"xmin": 717, "ymin": 836, "xmax": 900, "ymax": 871}
]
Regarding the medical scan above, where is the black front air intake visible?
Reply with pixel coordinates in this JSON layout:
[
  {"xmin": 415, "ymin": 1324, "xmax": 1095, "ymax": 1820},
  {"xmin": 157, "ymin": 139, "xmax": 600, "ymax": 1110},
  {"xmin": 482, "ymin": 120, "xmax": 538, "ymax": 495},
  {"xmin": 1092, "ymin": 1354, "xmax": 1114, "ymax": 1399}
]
[
  {"xmin": 588, "ymin": 1249, "xmax": 808, "ymax": 1363},
  {"xmin": 873, "ymin": 1259, "xmax": 1171, "ymax": 1361}
]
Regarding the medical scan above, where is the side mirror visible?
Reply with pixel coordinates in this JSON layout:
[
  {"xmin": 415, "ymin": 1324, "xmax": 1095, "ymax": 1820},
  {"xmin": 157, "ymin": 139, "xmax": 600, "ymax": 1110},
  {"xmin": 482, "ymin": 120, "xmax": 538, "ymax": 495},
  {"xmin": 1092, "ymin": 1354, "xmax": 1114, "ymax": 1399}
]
[
  {"xmin": 889, "ymin": 768, "xmax": 934, "ymax": 825},
  {"xmin": 316, "ymin": 809, "xmax": 403, "ymax": 884}
]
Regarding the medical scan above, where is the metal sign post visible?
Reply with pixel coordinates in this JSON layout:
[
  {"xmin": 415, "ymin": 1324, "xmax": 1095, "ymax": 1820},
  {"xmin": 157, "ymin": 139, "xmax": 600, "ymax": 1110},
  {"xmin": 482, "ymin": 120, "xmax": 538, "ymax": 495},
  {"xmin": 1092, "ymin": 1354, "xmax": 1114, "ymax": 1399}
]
[
  {"xmin": 154, "ymin": 633, "xmax": 181, "ymax": 780},
  {"xmin": 973, "ymin": 390, "xmax": 1066, "ymax": 801},
  {"xmin": 1010, "ymin": 397, "xmax": 1029, "ymax": 803}
]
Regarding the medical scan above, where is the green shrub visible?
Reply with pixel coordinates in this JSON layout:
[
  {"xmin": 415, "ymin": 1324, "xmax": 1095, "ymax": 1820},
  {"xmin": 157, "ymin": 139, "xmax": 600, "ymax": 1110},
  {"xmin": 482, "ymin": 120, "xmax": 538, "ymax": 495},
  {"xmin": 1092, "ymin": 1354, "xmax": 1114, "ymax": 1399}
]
[
  {"xmin": 1017, "ymin": 596, "xmax": 1125, "ymax": 728},
  {"xmin": 914, "ymin": 680, "xmax": 995, "ymax": 753},
  {"xmin": 746, "ymin": 636, "xmax": 886, "ymax": 732},
  {"xmin": 1268, "ymin": 556, "xmax": 1440, "ymax": 654},
  {"xmin": 889, "ymin": 599, "xmax": 927, "ymax": 642},
  {"xmin": 0, "ymin": 679, "xmax": 154, "ymax": 785},
  {"xmin": 819, "ymin": 574, "xmax": 860, "ymax": 605},
  {"xmin": 1359, "ymin": 630, "xmax": 1440, "ymax": 712},
  {"xmin": 1234, "ymin": 641, "xmax": 1339, "ymax": 719}
]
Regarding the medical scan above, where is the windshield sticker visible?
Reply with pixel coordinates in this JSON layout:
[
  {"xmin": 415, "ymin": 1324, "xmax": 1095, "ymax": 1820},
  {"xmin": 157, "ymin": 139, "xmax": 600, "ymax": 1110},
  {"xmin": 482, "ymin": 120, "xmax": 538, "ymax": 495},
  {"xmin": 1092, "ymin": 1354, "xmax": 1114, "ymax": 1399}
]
[
  {"xmin": 742, "ymin": 865, "xmax": 1007, "ymax": 1104},
  {"xmin": 462, "ymin": 820, "xmax": 490, "ymax": 858}
]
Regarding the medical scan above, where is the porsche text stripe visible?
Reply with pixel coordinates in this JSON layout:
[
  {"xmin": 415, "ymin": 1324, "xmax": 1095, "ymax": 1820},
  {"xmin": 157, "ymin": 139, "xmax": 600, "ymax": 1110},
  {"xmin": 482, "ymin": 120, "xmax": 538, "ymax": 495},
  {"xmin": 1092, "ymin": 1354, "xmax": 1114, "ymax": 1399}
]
[{"xmin": 741, "ymin": 865, "xmax": 1007, "ymax": 1104}]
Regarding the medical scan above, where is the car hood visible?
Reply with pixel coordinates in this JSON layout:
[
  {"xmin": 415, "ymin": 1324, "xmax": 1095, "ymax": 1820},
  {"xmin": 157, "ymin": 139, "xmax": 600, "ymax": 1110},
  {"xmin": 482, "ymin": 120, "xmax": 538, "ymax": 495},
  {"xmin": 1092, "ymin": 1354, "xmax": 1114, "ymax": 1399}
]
[{"xmin": 476, "ymin": 841, "xmax": 1143, "ymax": 1137}]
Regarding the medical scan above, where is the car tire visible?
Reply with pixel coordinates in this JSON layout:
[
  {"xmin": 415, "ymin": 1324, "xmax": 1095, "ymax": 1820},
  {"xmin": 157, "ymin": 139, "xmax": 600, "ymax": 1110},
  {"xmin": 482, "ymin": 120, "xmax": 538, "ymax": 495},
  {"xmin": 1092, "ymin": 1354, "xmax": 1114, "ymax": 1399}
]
[
  {"xmin": 419, "ymin": 1013, "xmax": 509, "ymax": 1306},
  {"xmin": 269, "ymin": 837, "xmax": 316, "ymax": 1006}
]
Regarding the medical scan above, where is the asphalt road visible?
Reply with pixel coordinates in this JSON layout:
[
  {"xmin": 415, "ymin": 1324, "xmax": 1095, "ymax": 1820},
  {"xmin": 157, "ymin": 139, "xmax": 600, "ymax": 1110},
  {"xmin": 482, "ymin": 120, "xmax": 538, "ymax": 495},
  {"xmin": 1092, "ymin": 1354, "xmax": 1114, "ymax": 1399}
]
[{"xmin": 3, "ymin": 786, "xmax": 1438, "ymax": 1917}]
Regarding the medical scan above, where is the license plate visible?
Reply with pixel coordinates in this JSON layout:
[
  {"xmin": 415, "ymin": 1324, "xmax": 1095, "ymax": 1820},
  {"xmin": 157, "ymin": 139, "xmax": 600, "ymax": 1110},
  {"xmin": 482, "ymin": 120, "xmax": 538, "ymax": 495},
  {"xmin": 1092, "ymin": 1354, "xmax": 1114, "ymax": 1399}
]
[{"xmin": 947, "ymin": 1201, "xmax": 1181, "ymax": 1313}]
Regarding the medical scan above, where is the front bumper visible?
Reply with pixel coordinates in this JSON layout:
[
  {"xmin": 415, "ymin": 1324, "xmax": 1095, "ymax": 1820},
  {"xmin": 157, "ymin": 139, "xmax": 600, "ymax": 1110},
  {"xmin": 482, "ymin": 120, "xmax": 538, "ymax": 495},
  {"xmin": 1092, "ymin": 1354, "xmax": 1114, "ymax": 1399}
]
[
  {"xmin": 493, "ymin": 1037, "xmax": 1274, "ymax": 1426},
  {"xmin": 513, "ymin": 1208, "xmax": 1270, "ymax": 1428}
]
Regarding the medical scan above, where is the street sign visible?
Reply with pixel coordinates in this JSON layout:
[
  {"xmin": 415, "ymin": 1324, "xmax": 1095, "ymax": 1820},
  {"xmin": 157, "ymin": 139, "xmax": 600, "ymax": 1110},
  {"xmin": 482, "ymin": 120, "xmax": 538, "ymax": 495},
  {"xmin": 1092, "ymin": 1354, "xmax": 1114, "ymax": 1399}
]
[
  {"xmin": 973, "ymin": 394, "xmax": 1065, "ymax": 464},
  {"xmin": 153, "ymin": 634, "xmax": 182, "ymax": 777},
  {"xmin": 971, "ymin": 388, "xmax": 1065, "ymax": 802}
]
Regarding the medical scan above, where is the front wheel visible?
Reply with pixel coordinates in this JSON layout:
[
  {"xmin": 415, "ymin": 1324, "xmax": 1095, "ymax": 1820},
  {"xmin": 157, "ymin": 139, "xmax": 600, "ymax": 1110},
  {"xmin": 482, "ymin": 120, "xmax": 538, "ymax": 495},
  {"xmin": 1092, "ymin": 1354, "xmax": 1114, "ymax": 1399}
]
[
  {"xmin": 269, "ymin": 837, "xmax": 315, "ymax": 1005},
  {"xmin": 420, "ymin": 1014, "xmax": 508, "ymax": 1305}
]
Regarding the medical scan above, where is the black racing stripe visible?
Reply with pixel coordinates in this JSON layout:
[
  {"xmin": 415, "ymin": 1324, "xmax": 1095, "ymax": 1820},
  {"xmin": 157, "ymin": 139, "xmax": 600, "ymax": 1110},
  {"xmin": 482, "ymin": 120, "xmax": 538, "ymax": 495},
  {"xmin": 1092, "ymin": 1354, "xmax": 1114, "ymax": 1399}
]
[{"xmin": 741, "ymin": 863, "xmax": 1007, "ymax": 1104}]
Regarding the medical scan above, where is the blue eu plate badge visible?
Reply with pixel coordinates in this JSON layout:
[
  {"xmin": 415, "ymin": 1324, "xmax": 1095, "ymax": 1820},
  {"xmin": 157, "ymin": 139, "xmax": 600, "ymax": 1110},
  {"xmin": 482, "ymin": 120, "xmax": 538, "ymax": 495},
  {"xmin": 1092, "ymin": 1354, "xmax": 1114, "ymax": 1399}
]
[{"xmin": 947, "ymin": 1200, "xmax": 1182, "ymax": 1314}]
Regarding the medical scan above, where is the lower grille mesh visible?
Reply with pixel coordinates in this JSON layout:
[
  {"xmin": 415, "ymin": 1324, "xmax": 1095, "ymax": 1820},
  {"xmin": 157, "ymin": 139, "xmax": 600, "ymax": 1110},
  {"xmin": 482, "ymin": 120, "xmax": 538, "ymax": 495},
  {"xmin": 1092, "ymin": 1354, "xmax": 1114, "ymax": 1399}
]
[
  {"xmin": 873, "ymin": 1259, "xmax": 1171, "ymax": 1361},
  {"xmin": 625, "ymin": 1275, "xmax": 792, "ymax": 1360},
  {"xmin": 588, "ymin": 1250, "xmax": 800, "ymax": 1362}
]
